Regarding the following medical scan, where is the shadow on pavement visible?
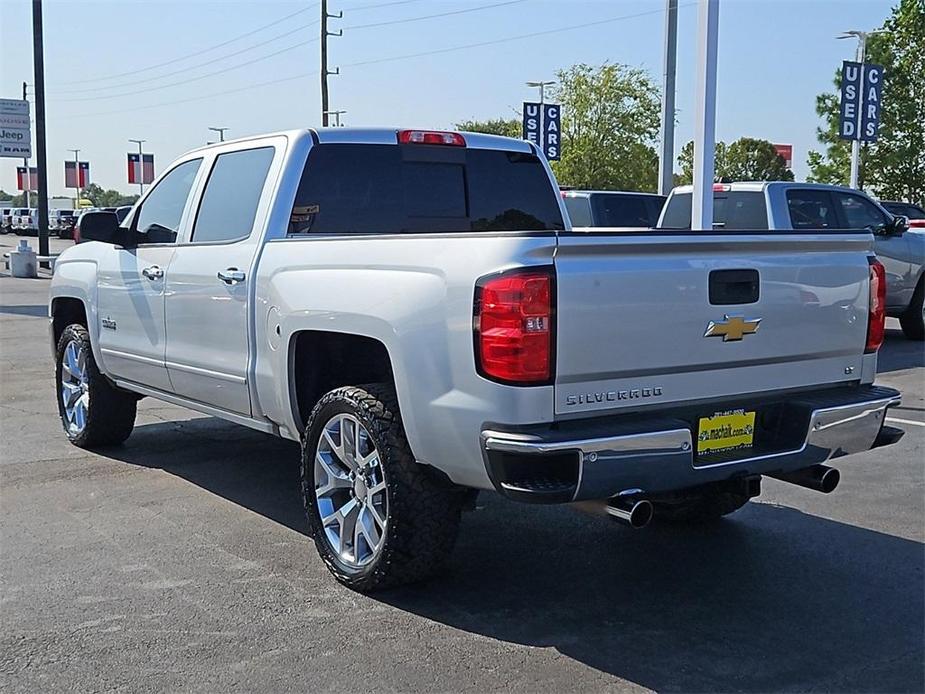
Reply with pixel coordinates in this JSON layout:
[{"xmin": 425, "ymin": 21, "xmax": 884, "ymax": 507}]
[
  {"xmin": 878, "ymin": 329, "xmax": 925, "ymax": 373},
  {"xmin": 0, "ymin": 303, "xmax": 48, "ymax": 318},
  {"xmin": 103, "ymin": 418, "xmax": 924, "ymax": 692}
]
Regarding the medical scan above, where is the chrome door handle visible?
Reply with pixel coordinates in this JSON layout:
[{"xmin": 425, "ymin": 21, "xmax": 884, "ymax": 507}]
[
  {"xmin": 142, "ymin": 265, "xmax": 164, "ymax": 280},
  {"xmin": 217, "ymin": 268, "xmax": 246, "ymax": 285}
]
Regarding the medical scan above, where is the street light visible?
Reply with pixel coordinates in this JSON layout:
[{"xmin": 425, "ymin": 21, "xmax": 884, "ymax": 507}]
[
  {"xmin": 526, "ymin": 80, "xmax": 555, "ymax": 104},
  {"xmin": 208, "ymin": 127, "xmax": 229, "ymax": 142},
  {"xmin": 837, "ymin": 29, "xmax": 886, "ymax": 189},
  {"xmin": 323, "ymin": 110, "xmax": 346, "ymax": 127}
]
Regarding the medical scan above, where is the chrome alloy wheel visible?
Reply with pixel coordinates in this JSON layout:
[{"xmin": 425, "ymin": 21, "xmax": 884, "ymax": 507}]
[
  {"xmin": 60, "ymin": 339, "xmax": 90, "ymax": 436},
  {"xmin": 314, "ymin": 413, "xmax": 388, "ymax": 567}
]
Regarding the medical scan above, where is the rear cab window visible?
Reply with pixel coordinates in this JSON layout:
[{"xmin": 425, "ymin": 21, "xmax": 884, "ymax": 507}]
[
  {"xmin": 290, "ymin": 143, "xmax": 564, "ymax": 235},
  {"xmin": 786, "ymin": 189, "xmax": 839, "ymax": 229},
  {"xmin": 659, "ymin": 191, "xmax": 768, "ymax": 230}
]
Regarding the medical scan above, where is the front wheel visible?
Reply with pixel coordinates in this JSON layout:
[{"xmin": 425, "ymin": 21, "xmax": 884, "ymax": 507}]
[
  {"xmin": 55, "ymin": 324, "xmax": 137, "ymax": 447},
  {"xmin": 899, "ymin": 280, "xmax": 924, "ymax": 341},
  {"xmin": 301, "ymin": 384, "xmax": 464, "ymax": 592}
]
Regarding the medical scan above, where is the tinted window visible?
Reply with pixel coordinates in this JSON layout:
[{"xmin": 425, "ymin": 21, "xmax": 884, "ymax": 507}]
[
  {"xmin": 563, "ymin": 196, "xmax": 593, "ymax": 226},
  {"xmin": 291, "ymin": 144, "xmax": 563, "ymax": 234},
  {"xmin": 658, "ymin": 191, "xmax": 767, "ymax": 229},
  {"xmin": 787, "ymin": 189, "xmax": 838, "ymax": 229},
  {"xmin": 835, "ymin": 193, "xmax": 889, "ymax": 231},
  {"xmin": 592, "ymin": 194, "xmax": 651, "ymax": 227},
  {"xmin": 882, "ymin": 203, "xmax": 925, "ymax": 220},
  {"xmin": 135, "ymin": 158, "xmax": 201, "ymax": 243},
  {"xmin": 193, "ymin": 147, "xmax": 274, "ymax": 243}
]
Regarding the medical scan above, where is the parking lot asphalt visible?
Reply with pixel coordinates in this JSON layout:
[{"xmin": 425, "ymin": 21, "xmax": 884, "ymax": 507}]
[{"xmin": 1, "ymin": 236, "xmax": 923, "ymax": 693}]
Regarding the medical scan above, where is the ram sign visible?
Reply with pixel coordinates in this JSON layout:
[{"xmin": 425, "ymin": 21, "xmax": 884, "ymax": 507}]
[{"xmin": 0, "ymin": 98, "xmax": 31, "ymax": 159}]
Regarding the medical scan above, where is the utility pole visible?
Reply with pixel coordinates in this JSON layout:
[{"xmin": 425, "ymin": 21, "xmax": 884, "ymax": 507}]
[
  {"xmin": 658, "ymin": 0, "xmax": 679, "ymax": 196},
  {"xmin": 69, "ymin": 149, "xmax": 81, "ymax": 211},
  {"xmin": 32, "ymin": 0, "xmax": 50, "ymax": 258},
  {"xmin": 129, "ymin": 139, "xmax": 146, "ymax": 195},
  {"xmin": 838, "ymin": 29, "xmax": 884, "ymax": 190},
  {"xmin": 321, "ymin": 0, "xmax": 342, "ymax": 127},
  {"xmin": 324, "ymin": 110, "xmax": 346, "ymax": 127},
  {"xmin": 526, "ymin": 80, "xmax": 555, "ymax": 105},
  {"xmin": 21, "ymin": 82, "xmax": 31, "ymax": 209},
  {"xmin": 208, "ymin": 127, "xmax": 228, "ymax": 142},
  {"xmin": 691, "ymin": 0, "xmax": 719, "ymax": 232}
]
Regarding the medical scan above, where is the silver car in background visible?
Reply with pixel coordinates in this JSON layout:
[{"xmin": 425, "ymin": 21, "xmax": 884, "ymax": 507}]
[{"xmin": 658, "ymin": 182, "xmax": 924, "ymax": 340}]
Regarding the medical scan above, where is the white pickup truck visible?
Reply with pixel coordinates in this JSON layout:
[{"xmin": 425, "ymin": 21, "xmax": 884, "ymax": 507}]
[{"xmin": 50, "ymin": 128, "xmax": 903, "ymax": 591}]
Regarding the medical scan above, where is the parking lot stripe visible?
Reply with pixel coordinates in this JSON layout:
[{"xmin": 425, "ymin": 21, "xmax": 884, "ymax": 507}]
[{"xmin": 887, "ymin": 417, "xmax": 925, "ymax": 427}]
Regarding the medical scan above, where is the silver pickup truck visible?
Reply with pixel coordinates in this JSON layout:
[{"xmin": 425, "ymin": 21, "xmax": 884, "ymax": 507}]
[{"xmin": 49, "ymin": 129, "xmax": 903, "ymax": 591}]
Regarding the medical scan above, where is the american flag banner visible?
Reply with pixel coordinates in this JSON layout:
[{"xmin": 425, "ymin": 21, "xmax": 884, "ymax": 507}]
[
  {"xmin": 65, "ymin": 160, "xmax": 90, "ymax": 188},
  {"xmin": 128, "ymin": 153, "xmax": 155, "ymax": 184},
  {"xmin": 16, "ymin": 166, "xmax": 38, "ymax": 191}
]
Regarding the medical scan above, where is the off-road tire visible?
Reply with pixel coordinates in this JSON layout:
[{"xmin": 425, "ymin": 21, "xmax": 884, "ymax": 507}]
[
  {"xmin": 55, "ymin": 323, "xmax": 137, "ymax": 447},
  {"xmin": 899, "ymin": 279, "xmax": 924, "ymax": 341},
  {"xmin": 301, "ymin": 384, "xmax": 465, "ymax": 592},
  {"xmin": 655, "ymin": 488, "xmax": 751, "ymax": 523}
]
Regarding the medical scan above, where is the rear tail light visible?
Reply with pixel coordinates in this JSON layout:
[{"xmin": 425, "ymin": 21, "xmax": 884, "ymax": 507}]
[
  {"xmin": 474, "ymin": 268, "xmax": 554, "ymax": 385},
  {"xmin": 398, "ymin": 129, "xmax": 466, "ymax": 146},
  {"xmin": 866, "ymin": 258, "xmax": 886, "ymax": 353}
]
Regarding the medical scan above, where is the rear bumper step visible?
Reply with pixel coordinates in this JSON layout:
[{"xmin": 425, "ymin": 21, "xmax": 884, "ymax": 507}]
[{"xmin": 481, "ymin": 385, "xmax": 901, "ymax": 503}]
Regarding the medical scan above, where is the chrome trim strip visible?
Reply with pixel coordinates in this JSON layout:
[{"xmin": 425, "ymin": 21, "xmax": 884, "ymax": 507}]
[
  {"xmin": 164, "ymin": 360, "xmax": 247, "ymax": 384},
  {"xmin": 483, "ymin": 428, "xmax": 692, "ymax": 457},
  {"xmin": 100, "ymin": 347, "xmax": 163, "ymax": 367}
]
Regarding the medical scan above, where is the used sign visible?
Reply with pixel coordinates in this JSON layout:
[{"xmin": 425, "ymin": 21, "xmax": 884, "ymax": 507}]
[
  {"xmin": 839, "ymin": 61, "xmax": 884, "ymax": 142},
  {"xmin": 522, "ymin": 101, "xmax": 562, "ymax": 161}
]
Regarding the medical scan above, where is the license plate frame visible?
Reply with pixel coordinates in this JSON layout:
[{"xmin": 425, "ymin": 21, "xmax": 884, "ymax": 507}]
[{"xmin": 697, "ymin": 409, "xmax": 757, "ymax": 457}]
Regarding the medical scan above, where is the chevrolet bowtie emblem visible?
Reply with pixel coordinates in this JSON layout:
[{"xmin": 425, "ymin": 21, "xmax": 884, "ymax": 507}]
[{"xmin": 704, "ymin": 315, "xmax": 761, "ymax": 341}]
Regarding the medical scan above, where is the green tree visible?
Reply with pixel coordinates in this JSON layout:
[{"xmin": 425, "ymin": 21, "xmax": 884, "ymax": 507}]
[
  {"xmin": 677, "ymin": 138, "xmax": 793, "ymax": 184},
  {"xmin": 0, "ymin": 189, "xmax": 26, "ymax": 206},
  {"xmin": 550, "ymin": 62, "xmax": 660, "ymax": 191},
  {"xmin": 807, "ymin": 0, "xmax": 924, "ymax": 204},
  {"xmin": 82, "ymin": 183, "xmax": 138, "ymax": 207},
  {"xmin": 455, "ymin": 117, "xmax": 521, "ymax": 138}
]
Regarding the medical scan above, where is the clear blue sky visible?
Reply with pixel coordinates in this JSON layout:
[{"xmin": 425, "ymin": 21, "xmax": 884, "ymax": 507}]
[{"xmin": 0, "ymin": 0, "xmax": 893, "ymax": 198}]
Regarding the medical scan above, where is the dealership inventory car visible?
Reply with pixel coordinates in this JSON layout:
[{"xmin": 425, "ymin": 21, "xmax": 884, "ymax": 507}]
[
  {"xmin": 561, "ymin": 190, "xmax": 666, "ymax": 228},
  {"xmin": 49, "ymin": 128, "xmax": 903, "ymax": 591},
  {"xmin": 1, "ymin": 208, "xmax": 12, "ymax": 233},
  {"xmin": 658, "ymin": 182, "xmax": 924, "ymax": 340},
  {"xmin": 880, "ymin": 200, "xmax": 925, "ymax": 229}
]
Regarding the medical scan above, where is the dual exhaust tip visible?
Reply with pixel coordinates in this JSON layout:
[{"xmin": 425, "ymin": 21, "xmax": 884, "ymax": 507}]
[{"xmin": 601, "ymin": 464, "xmax": 839, "ymax": 531}]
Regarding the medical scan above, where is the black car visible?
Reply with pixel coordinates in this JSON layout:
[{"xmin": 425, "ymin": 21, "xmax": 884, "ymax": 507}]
[
  {"xmin": 561, "ymin": 190, "xmax": 667, "ymax": 229},
  {"xmin": 880, "ymin": 201, "xmax": 925, "ymax": 228}
]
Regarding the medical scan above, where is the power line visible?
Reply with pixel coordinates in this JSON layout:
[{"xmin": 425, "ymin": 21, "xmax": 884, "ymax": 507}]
[
  {"xmin": 52, "ymin": 20, "xmax": 321, "ymax": 94},
  {"xmin": 341, "ymin": 4, "xmax": 690, "ymax": 69},
  {"xmin": 342, "ymin": 0, "xmax": 527, "ymax": 31},
  {"xmin": 54, "ymin": 38, "xmax": 320, "ymax": 102},
  {"xmin": 65, "ymin": 4, "xmax": 688, "ymax": 119},
  {"xmin": 345, "ymin": 0, "xmax": 427, "ymax": 11},
  {"xmin": 57, "ymin": 4, "xmax": 318, "ymax": 85}
]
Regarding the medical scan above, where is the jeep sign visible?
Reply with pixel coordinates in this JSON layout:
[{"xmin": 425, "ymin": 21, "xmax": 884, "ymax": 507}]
[{"xmin": 0, "ymin": 98, "xmax": 31, "ymax": 158}]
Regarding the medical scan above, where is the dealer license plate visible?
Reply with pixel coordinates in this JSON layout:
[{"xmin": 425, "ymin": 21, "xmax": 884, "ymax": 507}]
[{"xmin": 697, "ymin": 409, "xmax": 756, "ymax": 456}]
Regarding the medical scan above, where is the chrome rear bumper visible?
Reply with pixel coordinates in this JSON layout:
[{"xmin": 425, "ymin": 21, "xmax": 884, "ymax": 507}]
[{"xmin": 481, "ymin": 385, "xmax": 902, "ymax": 503}]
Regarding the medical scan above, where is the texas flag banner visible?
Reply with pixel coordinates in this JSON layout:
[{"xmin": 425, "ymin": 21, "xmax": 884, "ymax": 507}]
[
  {"xmin": 65, "ymin": 160, "xmax": 90, "ymax": 188},
  {"xmin": 128, "ymin": 153, "xmax": 155, "ymax": 184},
  {"xmin": 16, "ymin": 166, "xmax": 38, "ymax": 191}
]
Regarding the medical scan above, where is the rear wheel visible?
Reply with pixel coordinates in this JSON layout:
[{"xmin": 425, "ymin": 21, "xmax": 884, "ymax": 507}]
[
  {"xmin": 899, "ymin": 279, "xmax": 924, "ymax": 341},
  {"xmin": 301, "ymin": 384, "xmax": 465, "ymax": 592},
  {"xmin": 55, "ymin": 324, "xmax": 137, "ymax": 447}
]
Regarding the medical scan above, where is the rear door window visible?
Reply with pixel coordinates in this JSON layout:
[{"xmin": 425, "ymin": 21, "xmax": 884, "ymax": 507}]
[
  {"xmin": 592, "ymin": 194, "xmax": 650, "ymax": 227},
  {"xmin": 786, "ymin": 189, "xmax": 838, "ymax": 229},
  {"xmin": 291, "ymin": 143, "xmax": 563, "ymax": 234},
  {"xmin": 192, "ymin": 147, "xmax": 275, "ymax": 243},
  {"xmin": 658, "ymin": 191, "xmax": 767, "ymax": 229}
]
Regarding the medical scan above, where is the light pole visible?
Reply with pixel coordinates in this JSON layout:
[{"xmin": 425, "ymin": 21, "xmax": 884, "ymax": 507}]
[
  {"xmin": 68, "ymin": 148, "xmax": 81, "ymax": 209},
  {"xmin": 129, "ymin": 138, "xmax": 146, "ymax": 196},
  {"xmin": 658, "ymin": 0, "xmax": 679, "ymax": 196},
  {"xmin": 21, "ymin": 82, "xmax": 31, "ymax": 209},
  {"xmin": 323, "ymin": 110, "xmax": 346, "ymax": 127},
  {"xmin": 208, "ymin": 127, "xmax": 228, "ymax": 142},
  {"xmin": 691, "ymin": 0, "xmax": 719, "ymax": 232},
  {"xmin": 526, "ymin": 80, "xmax": 555, "ymax": 105},
  {"xmin": 837, "ymin": 29, "xmax": 886, "ymax": 189}
]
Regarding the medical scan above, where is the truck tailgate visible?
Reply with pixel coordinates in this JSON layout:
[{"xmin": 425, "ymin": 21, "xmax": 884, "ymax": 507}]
[{"xmin": 553, "ymin": 233, "xmax": 874, "ymax": 416}]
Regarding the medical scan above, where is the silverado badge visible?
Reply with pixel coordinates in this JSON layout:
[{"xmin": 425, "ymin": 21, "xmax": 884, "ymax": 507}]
[{"xmin": 704, "ymin": 315, "xmax": 761, "ymax": 341}]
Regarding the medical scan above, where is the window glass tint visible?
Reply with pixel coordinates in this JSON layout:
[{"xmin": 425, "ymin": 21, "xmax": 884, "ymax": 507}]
[
  {"xmin": 291, "ymin": 144, "xmax": 563, "ymax": 234},
  {"xmin": 563, "ymin": 196, "xmax": 593, "ymax": 226},
  {"xmin": 885, "ymin": 203, "xmax": 925, "ymax": 220},
  {"xmin": 786, "ymin": 189, "xmax": 838, "ymax": 229},
  {"xmin": 193, "ymin": 147, "xmax": 274, "ymax": 243},
  {"xmin": 659, "ymin": 192, "xmax": 692, "ymax": 229},
  {"xmin": 135, "ymin": 158, "xmax": 201, "ymax": 243},
  {"xmin": 835, "ymin": 193, "xmax": 890, "ymax": 231},
  {"xmin": 716, "ymin": 192, "xmax": 768, "ymax": 229},
  {"xmin": 592, "ymin": 194, "xmax": 652, "ymax": 227}
]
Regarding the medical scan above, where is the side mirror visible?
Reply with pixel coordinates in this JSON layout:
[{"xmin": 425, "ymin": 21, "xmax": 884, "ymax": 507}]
[
  {"xmin": 79, "ymin": 211, "xmax": 121, "ymax": 244},
  {"xmin": 886, "ymin": 215, "xmax": 908, "ymax": 236},
  {"xmin": 140, "ymin": 223, "xmax": 177, "ymax": 244}
]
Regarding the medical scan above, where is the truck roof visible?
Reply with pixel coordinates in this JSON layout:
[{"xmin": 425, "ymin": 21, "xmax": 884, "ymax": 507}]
[
  {"xmin": 562, "ymin": 190, "xmax": 666, "ymax": 199},
  {"xmin": 669, "ymin": 181, "xmax": 864, "ymax": 195},
  {"xmin": 185, "ymin": 127, "xmax": 535, "ymax": 156}
]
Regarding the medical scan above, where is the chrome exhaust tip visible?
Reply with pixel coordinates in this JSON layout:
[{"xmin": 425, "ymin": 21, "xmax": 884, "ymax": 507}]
[
  {"xmin": 605, "ymin": 497, "xmax": 654, "ymax": 529},
  {"xmin": 770, "ymin": 464, "xmax": 840, "ymax": 494}
]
